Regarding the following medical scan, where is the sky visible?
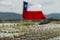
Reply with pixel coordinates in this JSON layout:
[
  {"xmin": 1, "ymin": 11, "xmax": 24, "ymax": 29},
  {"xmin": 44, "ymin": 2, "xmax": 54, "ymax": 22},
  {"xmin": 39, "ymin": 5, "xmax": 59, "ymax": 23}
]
[
  {"xmin": 0, "ymin": 0, "xmax": 60, "ymax": 15},
  {"xmin": 0, "ymin": 0, "xmax": 23, "ymax": 14}
]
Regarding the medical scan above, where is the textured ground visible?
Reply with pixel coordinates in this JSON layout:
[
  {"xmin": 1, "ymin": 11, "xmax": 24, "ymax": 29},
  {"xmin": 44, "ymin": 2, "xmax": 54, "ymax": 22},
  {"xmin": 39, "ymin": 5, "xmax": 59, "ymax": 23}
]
[{"xmin": 0, "ymin": 24, "xmax": 60, "ymax": 40}]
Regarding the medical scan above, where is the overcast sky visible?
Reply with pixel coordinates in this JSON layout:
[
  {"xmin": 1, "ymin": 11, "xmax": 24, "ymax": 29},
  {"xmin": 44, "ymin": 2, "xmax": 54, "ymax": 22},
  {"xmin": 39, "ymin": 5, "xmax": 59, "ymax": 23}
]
[
  {"xmin": 0, "ymin": 0, "xmax": 60, "ymax": 15},
  {"xmin": 0, "ymin": 0, "xmax": 23, "ymax": 14}
]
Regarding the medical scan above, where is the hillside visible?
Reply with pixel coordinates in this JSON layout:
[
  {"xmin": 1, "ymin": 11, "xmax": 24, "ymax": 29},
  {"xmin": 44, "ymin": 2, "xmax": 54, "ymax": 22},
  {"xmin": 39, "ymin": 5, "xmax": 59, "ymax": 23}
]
[
  {"xmin": 0, "ymin": 12, "xmax": 22, "ymax": 20},
  {"xmin": 46, "ymin": 13, "xmax": 60, "ymax": 19}
]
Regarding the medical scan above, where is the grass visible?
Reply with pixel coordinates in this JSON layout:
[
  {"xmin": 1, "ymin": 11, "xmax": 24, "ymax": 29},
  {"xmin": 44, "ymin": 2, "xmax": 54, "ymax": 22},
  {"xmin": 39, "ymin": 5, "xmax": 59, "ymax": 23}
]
[
  {"xmin": 0, "ymin": 24, "xmax": 60, "ymax": 40},
  {"xmin": 20, "ymin": 21, "xmax": 35, "ymax": 26}
]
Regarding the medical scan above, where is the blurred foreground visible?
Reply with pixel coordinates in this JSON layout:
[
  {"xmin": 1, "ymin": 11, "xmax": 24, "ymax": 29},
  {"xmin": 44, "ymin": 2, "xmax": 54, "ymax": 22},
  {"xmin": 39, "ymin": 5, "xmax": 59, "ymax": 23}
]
[{"xmin": 0, "ymin": 23, "xmax": 60, "ymax": 40}]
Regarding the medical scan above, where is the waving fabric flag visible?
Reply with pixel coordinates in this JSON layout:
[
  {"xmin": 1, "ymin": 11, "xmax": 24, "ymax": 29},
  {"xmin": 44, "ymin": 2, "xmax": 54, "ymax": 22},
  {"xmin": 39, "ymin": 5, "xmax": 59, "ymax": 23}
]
[{"xmin": 23, "ymin": 1, "xmax": 45, "ymax": 20}]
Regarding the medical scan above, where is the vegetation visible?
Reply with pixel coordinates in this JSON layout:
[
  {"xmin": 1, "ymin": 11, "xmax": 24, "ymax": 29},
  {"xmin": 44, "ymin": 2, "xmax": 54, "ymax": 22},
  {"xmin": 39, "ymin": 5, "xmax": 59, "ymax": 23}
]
[{"xmin": 20, "ymin": 21, "xmax": 35, "ymax": 26}]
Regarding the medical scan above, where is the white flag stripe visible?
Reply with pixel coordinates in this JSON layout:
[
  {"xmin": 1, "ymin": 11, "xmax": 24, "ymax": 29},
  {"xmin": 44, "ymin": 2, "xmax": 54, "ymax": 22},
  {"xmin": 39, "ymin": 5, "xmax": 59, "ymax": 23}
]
[
  {"xmin": 27, "ymin": 4, "xmax": 42, "ymax": 11},
  {"xmin": 24, "ymin": 0, "xmax": 43, "ymax": 11}
]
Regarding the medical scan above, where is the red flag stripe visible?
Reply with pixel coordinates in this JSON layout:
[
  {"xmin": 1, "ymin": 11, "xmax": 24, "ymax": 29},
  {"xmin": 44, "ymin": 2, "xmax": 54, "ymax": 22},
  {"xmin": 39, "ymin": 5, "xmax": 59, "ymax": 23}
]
[{"xmin": 23, "ymin": 10, "xmax": 45, "ymax": 20}]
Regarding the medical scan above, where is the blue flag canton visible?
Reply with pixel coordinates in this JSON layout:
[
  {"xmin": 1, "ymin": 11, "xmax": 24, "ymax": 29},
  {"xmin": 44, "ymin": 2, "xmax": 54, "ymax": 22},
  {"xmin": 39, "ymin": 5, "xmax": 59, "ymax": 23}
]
[{"xmin": 23, "ymin": 2, "xmax": 28, "ymax": 10}]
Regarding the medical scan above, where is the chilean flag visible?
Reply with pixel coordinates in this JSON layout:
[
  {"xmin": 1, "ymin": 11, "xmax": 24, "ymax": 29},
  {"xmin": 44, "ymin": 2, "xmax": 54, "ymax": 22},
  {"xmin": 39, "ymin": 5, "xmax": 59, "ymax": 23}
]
[{"xmin": 23, "ymin": 1, "xmax": 45, "ymax": 20}]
